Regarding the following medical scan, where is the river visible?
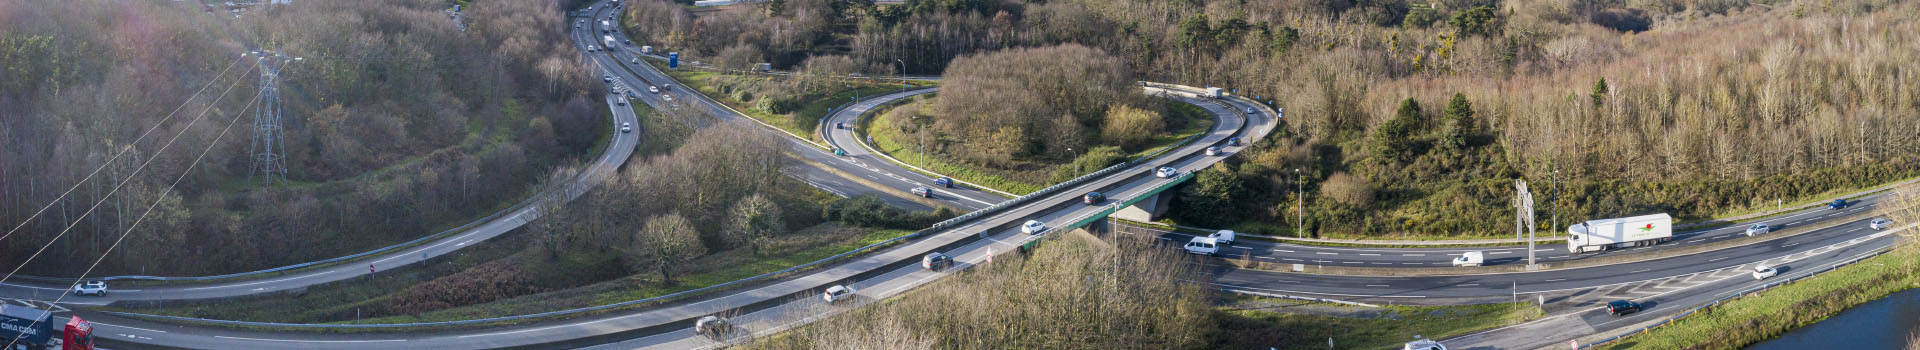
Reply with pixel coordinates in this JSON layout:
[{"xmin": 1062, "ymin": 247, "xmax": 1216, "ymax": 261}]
[{"xmin": 1747, "ymin": 287, "xmax": 1920, "ymax": 350}]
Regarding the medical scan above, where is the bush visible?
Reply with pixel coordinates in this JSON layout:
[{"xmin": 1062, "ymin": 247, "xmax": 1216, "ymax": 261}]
[
  {"xmin": 823, "ymin": 195, "xmax": 958, "ymax": 230},
  {"xmin": 381, "ymin": 261, "xmax": 541, "ymax": 316},
  {"xmin": 1049, "ymin": 146, "xmax": 1126, "ymax": 183}
]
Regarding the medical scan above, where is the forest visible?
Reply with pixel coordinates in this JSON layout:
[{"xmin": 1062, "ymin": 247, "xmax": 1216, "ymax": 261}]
[
  {"xmin": 0, "ymin": 0, "xmax": 602, "ymax": 275},
  {"xmin": 623, "ymin": 0, "xmax": 1919, "ymax": 237}
]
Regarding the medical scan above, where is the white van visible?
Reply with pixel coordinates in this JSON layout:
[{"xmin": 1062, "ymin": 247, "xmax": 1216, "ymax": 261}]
[
  {"xmin": 1184, "ymin": 237, "xmax": 1220, "ymax": 255},
  {"xmin": 1452, "ymin": 251, "xmax": 1484, "ymax": 267},
  {"xmin": 1208, "ymin": 230, "xmax": 1236, "ymax": 245},
  {"xmin": 1404, "ymin": 339, "xmax": 1447, "ymax": 350}
]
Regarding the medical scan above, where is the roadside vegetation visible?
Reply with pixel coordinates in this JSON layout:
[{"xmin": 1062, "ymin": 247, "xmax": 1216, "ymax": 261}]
[
  {"xmin": 1599, "ymin": 185, "xmax": 1920, "ymax": 349},
  {"xmin": 1215, "ymin": 298, "xmax": 1543, "ymax": 349},
  {"xmin": 617, "ymin": 0, "xmax": 1920, "ymax": 239},
  {"xmin": 0, "ymin": 0, "xmax": 607, "ymax": 276},
  {"xmin": 642, "ymin": 56, "xmax": 913, "ymax": 139},
  {"xmin": 107, "ymin": 108, "xmax": 949, "ymax": 324}
]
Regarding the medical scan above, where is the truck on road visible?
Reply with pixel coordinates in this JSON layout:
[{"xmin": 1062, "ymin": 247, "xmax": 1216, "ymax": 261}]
[
  {"xmin": 603, "ymin": 35, "xmax": 617, "ymax": 49},
  {"xmin": 1567, "ymin": 213, "xmax": 1673, "ymax": 253},
  {"xmin": 600, "ymin": 20, "xmax": 611, "ymax": 33},
  {"xmin": 0, "ymin": 305, "xmax": 93, "ymax": 350},
  {"xmin": 1204, "ymin": 87, "xmax": 1223, "ymax": 98}
]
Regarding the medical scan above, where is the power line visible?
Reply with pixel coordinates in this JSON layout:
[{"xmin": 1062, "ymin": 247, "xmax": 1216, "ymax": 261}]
[
  {"xmin": 246, "ymin": 49, "xmax": 301, "ymax": 186},
  {"xmin": 0, "ymin": 54, "xmax": 250, "ymax": 245},
  {"xmin": 2, "ymin": 77, "xmax": 266, "ymax": 350},
  {"xmin": 0, "ymin": 58, "xmax": 262, "ymax": 288}
]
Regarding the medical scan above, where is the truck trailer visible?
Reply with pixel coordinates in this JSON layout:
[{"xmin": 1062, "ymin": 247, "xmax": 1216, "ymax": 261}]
[
  {"xmin": 0, "ymin": 305, "xmax": 92, "ymax": 350},
  {"xmin": 600, "ymin": 20, "xmax": 611, "ymax": 33},
  {"xmin": 1566, "ymin": 213, "xmax": 1673, "ymax": 253},
  {"xmin": 603, "ymin": 35, "xmax": 617, "ymax": 49}
]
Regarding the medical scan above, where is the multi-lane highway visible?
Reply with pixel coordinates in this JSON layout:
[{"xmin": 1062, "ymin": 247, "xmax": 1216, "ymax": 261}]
[{"xmin": 23, "ymin": 1, "xmax": 1908, "ymax": 349}]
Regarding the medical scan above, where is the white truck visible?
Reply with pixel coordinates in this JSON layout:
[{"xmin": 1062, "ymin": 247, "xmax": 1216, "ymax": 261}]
[
  {"xmin": 1207, "ymin": 230, "xmax": 1236, "ymax": 245},
  {"xmin": 600, "ymin": 20, "xmax": 612, "ymax": 33},
  {"xmin": 640, "ymin": 45, "xmax": 652, "ymax": 54},
  {"xmin": 1183, "ymin": 237, "xmax": 1220, "ymax": 255},
  {"xmin": 603, "ymin": 35, "xmax": 617, "ymax": 49},
  {"xmin": 1204, "ymin": 87, "xmax": 1223, "ymax": 98},
  {"xmin": 1566, "ymin": 213, "xmax": 1673, "ymax": 253},
  {"xmin": 1452, "ymin": 251, "xmax": 1483, "ymax": 267}
]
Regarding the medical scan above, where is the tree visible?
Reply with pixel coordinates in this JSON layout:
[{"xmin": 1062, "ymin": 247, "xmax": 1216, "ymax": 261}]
[
  {"xmin": 633, "ymin": 213, "xmax": 705, "ymax": 285},
  {"xmin": 1177, "ymin": 14, "xmax": 1212, "ymax": 51},
  {"xmin": 1449, "ymin": 6, "xmax": 1503, "ymax": 37},
  {"xmin": 1269, "ymin": 26, "xmax": 1300, "ymax": 55},
  {"xmin": 1176, "ymin": 163, "xmax": 1246, "ymax": 226},
  {"xmin": 1373, "ymin": 98, "xmax": 1422, "ymax": 162},
  {"xmin": 1320, "ymin": 172, "xmax": 1375, "ymax": 209},
  {"xmin": 1100, "ymin": 104, "xmax": 1162, "ymax": 150},
  {"xmin": 1437, "ymin": 93, "xmax": 1474, "ymax": 152},
  {"xmin": 724, "ymin": 193, "xmax": 785, "ymax": 255},
  {"xmin": 1591, "ymin": 78, "xmax": 1609, "ymax": 108}
]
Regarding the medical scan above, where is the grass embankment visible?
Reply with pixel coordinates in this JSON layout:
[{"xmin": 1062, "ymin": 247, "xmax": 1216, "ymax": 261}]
[
  {"xmin": 1213, "ymin": 297, "xmax": 1544, "ymax": 349},
  {"xmin": 863, "ymin": 96, "xmax": 1213, "ymax": 195},
  {"xmin": 1598, "ymin": 245, "xmax": 1920, "ymax": 349},
  {"xmin": 643, "ymin": 58, "xmax": 910, "ymax": 140}
]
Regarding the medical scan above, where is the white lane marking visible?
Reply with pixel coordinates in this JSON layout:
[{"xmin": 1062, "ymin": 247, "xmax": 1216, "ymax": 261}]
[
  {"xmin": 1359, "ymin": 253, "xmax": 1381, "ymax": 256},
  {"xmin": 1274, "ymin": 249, "xmax": 1295, "ymax": 253},
  {"xmin": 1281, "ymin": 258, "xmax": 1301, "ymax": 261},
  {"xmin": 1371, "ymin": 262, "xmax": 1393, "ymax": 265},
  {"xmin": 1458, "ymin": 283, "xmax": 1480, "ymax": 287},
  {"xmin": 1709, "ymin": 257, "xmax": 1730, "ymax": 262},
  {"xmin": 1544, "ymin": 278, "xmax": 1567, "ymax": 282},
  {"xmin": 1366, "ymin": 284, "xmax": 1389, "ymax": 287},
  {"xmin": 1631, "ymin": 269, "xmax": 1652, "ymax": 273},
  {"xmin": 93, "ymin": 322, "xmax": 168, "ymax": 333},
  {"xmin": 1686, "ymin": 239, "xmax": 1705, "ymax": 243},
  {"xmin": 213, "ymin": 336, "xmax": 405, "ymax": 343},
  {"xmin": 1316, "ymin": 252, "xmax": 1338, "ymax": 255},
  {"xmin": 1783, "ymin": 242, "xmax": 1800, "ymax": 247},
  {"xmin": 1402, "ymin": 254, "xmax": 1424, "ymax": 257},
  {"xmin": 1401, "ymin": 263, "xmax": 1423, "ymax": 265},
  {"xmin": 184, "ymin": 274, "xmax": 312, "ymax": 290},
  {"xmin": 1488, "ymin": 251, "xmax": 1511, "ymax": 255}
]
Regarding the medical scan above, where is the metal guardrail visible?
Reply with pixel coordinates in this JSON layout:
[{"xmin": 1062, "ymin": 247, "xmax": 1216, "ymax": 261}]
[{"xmin": 1575, "ymin": 225, "xmax": 1913, "ymax": 349}]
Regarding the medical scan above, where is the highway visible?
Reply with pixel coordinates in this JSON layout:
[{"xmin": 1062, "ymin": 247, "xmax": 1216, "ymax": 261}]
[
  {"xmin": 1125, "ymin": 196, "xmax": 1884, "ymax": 267},
  {"xmin": 23, "ymin": 1, "xmax": 1906, "ymax": 349}
]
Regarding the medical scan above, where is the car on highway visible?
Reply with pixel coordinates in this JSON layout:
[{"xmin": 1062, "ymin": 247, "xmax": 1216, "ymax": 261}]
[
  {"xmin": 835, "ymin": 122, "xmax": 846, "ymax": 129},
  {"xmin": 1155, "ymin": 166, "xmax": 1178, "ymax": 178},
  {"xmin": 661, "ymin": 84, "xmax": 672, "ymax": 91},
  {"xmin": 832, "ymin": 147, "xmax": 846, "ymax": 156},
  {"xmin": 1205, "ymin": 146, "xmax": 1223, "ymax": 156},
  {"xmin": 934, "ymin": 177, "xmax": 953, "ymax": 188},
  {"xmin": 1403, "ymin": 339, "xmax": 1447, "ymax": 350},
  {"xmin": 1872, "ymin": 218, "xmax": 1892, "ymax": 230},
  {"xmin": 1744, "ymin": 223, "xmax": 1771, "ymax": 236},
  {"xmin": 1183, "ymin": 237, "xmax": 1219, "ymax": 255},
  {"xmin": 71, "ymin": 281, "xmax": 107, "ymax": 297},
  {"xmin": 631, "ymin": 57, "xmax": 640, "ymax": 64},
  {"xmin": 621, "ymin": 122, "xmax": 631, "ymax": 133},
  {"xmin": 1605, "ymin": 300, "xmax": 1642, "ymax": 316},
  {"xmin": 616, "ymin": 98, "xmax": 626, "ymax": 106},
  {"xmin": 587, "ymin": 45, "xmax": 596, "ymax": 52},
  {"xmin": 1828, "ymin": 199, "xmax": 1848, "ymax": 210},
  {"xmin": 1452, "ymin": 251, "xmax": 1484, "ymax": 267},
  {"xmin": 1752, "ymin": 264, "xmax": 1777, "ymax": 280},
  {"xmin": 1227, "ymin": 137, "xmax": 1241, "ymax": 146},
  {"xmin": 694, "ymin": 316, "xmax": 732, "ymax": 339},
  {"xmin": 601, "ymin": 75, "xmax": 612, "ymax": 82},
  {"xmin": 822, "ymin": 285, "xmax": 854, "ymax": 304},
  {"xmin": 1245, "ymin": 107, "xmax": 1256, "ymax": 114},
  {"xmin": 1021, "ymin": 220, "xmax": 1048, "ymax": 235},
  {"xmin": 922, "ymin": 252, "xmax": 951, "ymax": 271},
  {"xmin": 1083, "ymin": 192, "xmax": 1105, "ymax": 204},
  {"xmin": 624, "ymin": 39, "xmax": 633, "ymax": 45},
  {"xmin": 910, "ymin": 186, "xmax": 933, "ymax": 198}
]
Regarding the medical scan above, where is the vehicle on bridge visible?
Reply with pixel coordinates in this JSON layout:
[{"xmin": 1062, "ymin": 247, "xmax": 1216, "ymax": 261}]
[
  {"xmin": 1082, "ymin": 192, "xmax": 1104, "ymax": 204},
  {"xmin": 0, "ymin": 305, "xmax": 93, "ymax": 350},
  {"xmin": 1744, "ymin": 223, "xmax": 1771, "ymax": 236},
  {"xmin": 1752, "ymin": 265, "xmax": 1777, "ymax": 280},
  {"xmin": 1021, "ymin": 220, "xmax": 1048, "ymax": 235},
  {"xmin": 1154, "ymin": 166, "xmax": 1178, "ymax": 178},
  {"xmin": 1204, "ymin": 87, "xmax": 1222, "ymax": 98},
  {"xmin": 1567, "ymin": 213, "xmax": 1673, "ymax": 253}
]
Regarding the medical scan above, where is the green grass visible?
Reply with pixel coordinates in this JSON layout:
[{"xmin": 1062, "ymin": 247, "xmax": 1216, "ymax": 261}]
[
  {"xmin": 1212, "ymin": 297, "xmax": 1545, "ymax": 349},
  {"xmin": 1128, "ymin": 101, "xmax": 1215, "ymax": 159},
  {"xmin": 1599, "ymin": 246, "xmax": 1920, "ymax": 350},
  {"xmin": 865, "ymin": 106, "xmax": 1042, "ymax": 195},
  {"xmin": 642, "ymin": 59, "xmax": 907, "ymax": 141}
]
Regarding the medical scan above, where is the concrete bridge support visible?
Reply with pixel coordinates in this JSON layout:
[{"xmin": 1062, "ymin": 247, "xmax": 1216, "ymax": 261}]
[{"xmin": 1111, "ymin": 191, "xmax": 1173, "ymax": 222}]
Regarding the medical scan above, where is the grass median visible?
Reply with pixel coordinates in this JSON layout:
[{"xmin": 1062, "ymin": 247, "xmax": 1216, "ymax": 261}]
[{"xmin": 1213, "ymin": 296, "xmax": 1544, "ymax": 349}]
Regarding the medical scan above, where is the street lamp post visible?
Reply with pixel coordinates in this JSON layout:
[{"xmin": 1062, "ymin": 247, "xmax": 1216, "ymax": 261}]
[
  {"xmin": 1553, "ymin": 169, "xmax": 1560, "ymax": 238},
  {"xmin": 1295, "ymin": 168, "xmax": 1304, "ymax": 238},
  {"xmin": 912, "ymin": 116, "xmax": 927, "ymax": 169},
  {"xmin": 894, "ymin": 58, "xmax": 906, "ymax": 92}
]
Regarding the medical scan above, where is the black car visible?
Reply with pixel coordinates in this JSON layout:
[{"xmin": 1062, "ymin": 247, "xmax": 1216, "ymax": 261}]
[
  {"xmin": 934, "ymin": 177, "xmax": 953, "ymax": 188},
  {"xmin": 1083, "ymin": 192, "xmax": 1105, "ymax": 204},
  {"xmin": 1606, "ymin": 300, "xmax": 1642, "ymax": 316}
]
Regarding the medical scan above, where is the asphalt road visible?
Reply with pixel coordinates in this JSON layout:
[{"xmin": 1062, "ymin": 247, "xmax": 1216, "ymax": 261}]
[{"xmin": 1124, "ymin": 196, "xmax": 1884, "ymax": 267}]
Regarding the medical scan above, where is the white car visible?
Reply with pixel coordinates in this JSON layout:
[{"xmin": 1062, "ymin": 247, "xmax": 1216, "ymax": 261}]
[
  {"xmin": 694, "ymin": 316, "xmax": 732, "ymax": 338},
  {"xmin": 621, "ymin": 122, "xmax": 631, "ymax": 134},
  {"xmin": 1871, "ymin": 218, "xmax": 1892, "ymax": 230},
  {"xmin": 822, "ymin": 285, "xmax": 854, "ymax": 303},
  {"xmin": 648, "ymin": 86, "xmax": 659, "ymax": 94},
  {"xmin": 1205, "ymin": 146, "xmax": 1223, "ymax": 156},
  {"xmin": 72, "ymin": 281, "xmax": 107, "ymax": 297},
  {"xmin": 1183, "ymin": 237, "xmax": 1219, "ymax": 255},
  {"xmin": 1744, "ymin": 223, "xmax": 1771, "ymax": 236},
  {"xmin": 1021, "ymin": 220, "xmax": 1047, "ymax": 235},
  {"xmin": 1154, "ymin": 166, "xmax": 1178, "ymax": 178},
  {"xmin": 1752, "ymin": 264, "xmax": 1777, "ymax": 280},
  {"xmin": 1246, "ymin": 107, "xmax": 1256, "ymax": 114}
]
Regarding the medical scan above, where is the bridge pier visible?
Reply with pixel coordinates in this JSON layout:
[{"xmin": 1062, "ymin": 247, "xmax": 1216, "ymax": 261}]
[{"xmin": 1111, "ymin": 191, "xmax": 1173, "ymax": 222}]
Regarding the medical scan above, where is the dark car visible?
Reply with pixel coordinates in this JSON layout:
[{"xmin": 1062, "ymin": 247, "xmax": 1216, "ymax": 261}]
[
  {"xmin": 911, "ymin": 186, "xmax": 933, "ymax": 198},
  {"xmin": 1606, "ymin": 300, "xmax": 1642, "ymax": 316},
  {"xmin": 934, "ymin": 177, "xmax": 953, "ymax": 188},
  {"xmin": 1083, "ymin": 192, "xmax": 1105, "ymax": 204},
  {"xmin": 836, "ymin": 122, "xmax": 846, "ymax": 129},
  {"xmin": 1828, "ymin": 199, "xmax": 1847, "ymax": 210},
  {"xmin": 922, "ymin": 252, "xmax": 952, "ymax": 271}
]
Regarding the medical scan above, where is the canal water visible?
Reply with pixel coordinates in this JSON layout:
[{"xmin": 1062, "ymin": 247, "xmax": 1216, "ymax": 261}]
[{"xmin": 1747, "ymin": 287, "xmax": 1920, "ymax": 350}]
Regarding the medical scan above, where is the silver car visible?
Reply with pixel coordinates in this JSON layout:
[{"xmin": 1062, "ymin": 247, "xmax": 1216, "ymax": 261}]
[{"xmin": 1871, "ymin": 218, "xmax": 1892, "ymax": 230}]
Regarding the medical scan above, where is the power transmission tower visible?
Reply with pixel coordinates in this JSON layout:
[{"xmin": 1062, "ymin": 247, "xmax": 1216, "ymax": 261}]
[
  {"xmin": 247, "ymin": 50, "xmax": 301, "ymax": 186},
  {"xmin": 1515, "ymin": 180, "xmax": 1538, "ymax": 270}
]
